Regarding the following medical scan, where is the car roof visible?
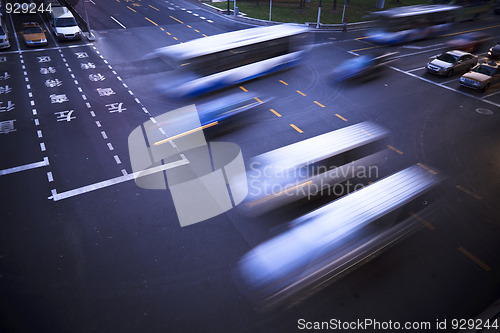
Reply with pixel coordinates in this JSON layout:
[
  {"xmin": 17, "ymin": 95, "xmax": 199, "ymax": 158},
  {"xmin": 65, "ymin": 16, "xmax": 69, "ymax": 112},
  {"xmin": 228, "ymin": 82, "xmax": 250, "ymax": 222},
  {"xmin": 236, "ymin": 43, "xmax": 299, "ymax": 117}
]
[
  {"xmin": 447, "ymin": 50, "xmax": 470, "ymax": 57},
  {"xmin": 22, "ymin": 22, "xmax": 41, "ymax": 28},
  {"xmin": 479, "ymin": 61, "xmax": 499, "ymax": 69}
]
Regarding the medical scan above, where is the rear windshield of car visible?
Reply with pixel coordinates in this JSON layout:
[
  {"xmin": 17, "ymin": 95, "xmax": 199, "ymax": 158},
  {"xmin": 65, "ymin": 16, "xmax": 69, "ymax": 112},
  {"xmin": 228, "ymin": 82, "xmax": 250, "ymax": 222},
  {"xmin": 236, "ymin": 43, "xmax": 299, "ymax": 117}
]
[
  {"xmin": 437, "ymin": 53, "xmax": 458, "ymax": 63},
  {"xmin": 24, "ymin": 26, "xmax": 43, "ymax": 34},
  {"xmin": 472, "ymin": 65, "xmax": 495, "ymax": 76},
  {"xmin": 55, "ymin": 17, "xmax": 77, "ymax": 27}
]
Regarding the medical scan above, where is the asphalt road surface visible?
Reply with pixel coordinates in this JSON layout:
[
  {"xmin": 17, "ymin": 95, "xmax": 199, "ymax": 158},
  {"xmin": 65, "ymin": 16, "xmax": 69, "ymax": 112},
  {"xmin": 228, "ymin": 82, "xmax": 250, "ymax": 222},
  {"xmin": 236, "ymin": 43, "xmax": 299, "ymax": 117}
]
[{"xmin": 1, "ymin": 0, "xmax": 500, "ymax": 332}]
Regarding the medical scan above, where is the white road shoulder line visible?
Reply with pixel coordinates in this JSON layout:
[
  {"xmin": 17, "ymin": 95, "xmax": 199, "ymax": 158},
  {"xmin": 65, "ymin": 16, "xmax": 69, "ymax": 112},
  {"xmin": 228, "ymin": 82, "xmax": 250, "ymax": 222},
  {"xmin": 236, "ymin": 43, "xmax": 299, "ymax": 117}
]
[
  {"xmin": 0, "ymin": 157, "xmax": 49, "ymax": 176},
  {"xmin": 389, "ymin": 66, "xmax": 500, "ymax": 109},
  {"xmin": 111, "ymin": 16, "xmax": 127, "ymax": 29},
  {"xmin": 48, "ymin": 157, "xmax": 189, "ymax": 201}
]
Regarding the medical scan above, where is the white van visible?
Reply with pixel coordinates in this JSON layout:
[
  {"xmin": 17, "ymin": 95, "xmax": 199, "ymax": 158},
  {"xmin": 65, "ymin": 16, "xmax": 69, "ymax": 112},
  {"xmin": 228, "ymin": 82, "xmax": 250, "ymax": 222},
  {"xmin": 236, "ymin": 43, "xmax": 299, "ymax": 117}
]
[{"xmin": 49, "ymin": 6, "xmax": 81, "ymax": 40}]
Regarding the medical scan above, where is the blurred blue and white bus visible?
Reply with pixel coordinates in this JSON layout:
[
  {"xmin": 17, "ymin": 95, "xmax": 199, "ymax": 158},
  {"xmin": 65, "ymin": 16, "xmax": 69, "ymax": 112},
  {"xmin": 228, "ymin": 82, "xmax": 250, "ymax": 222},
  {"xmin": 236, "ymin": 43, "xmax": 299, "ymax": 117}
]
[
  {"xmin": 243, "ymin": 121, "xmax": 389, "ymax": 215},
  {"xmin": 235, "ymin": 164, "xmax": 443, "ymax": 310},
  {"xmin": 365, "ymin": 5, "xmax": 459, "ymax": 45},
  {"xmin": 431, "ymin": 0, "xmax": 492, "ymax": 21},
  {"xmin": 152, "ymin": 24, "xmax": 309, "ymax": 99}
]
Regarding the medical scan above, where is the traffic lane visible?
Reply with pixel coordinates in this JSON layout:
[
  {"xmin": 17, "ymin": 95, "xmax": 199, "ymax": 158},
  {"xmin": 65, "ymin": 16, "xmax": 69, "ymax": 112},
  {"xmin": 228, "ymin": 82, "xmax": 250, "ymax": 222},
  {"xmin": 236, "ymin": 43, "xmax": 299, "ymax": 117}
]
[
  {"xmin": 1, "ymin": 175, "xmax": 301, "ymax": 332},
  {"xmin": 0, "ymin": 168, "xmax": 73, "ymax": 332},
  {"xmin": 84, "ymin": 0, "xmax": 153, "ymax": 31},
  {"xmin": 7, "ymin": 9, "xmax": 88, "ymax": 51},
  {"xmin": 57, "ymin": 44, "xmax": 158, "ymax": 172},
  {"xmin": 20, "ymin": 47, "xmax": 128, "ymax": 191},
  {"xmin": 296, "ymin": 214, "xmax": 497, "ymax": 329},
  {"xmin": 0, "ymin": 52, "xmax": 50, "ymax": 170},
  {"xmin": 91, "ymin": 24, "xmax": 185, "ymax": 65},
  {"xmin": 6, "ymin": 10, "xmax": 58, "ymax": 51}
]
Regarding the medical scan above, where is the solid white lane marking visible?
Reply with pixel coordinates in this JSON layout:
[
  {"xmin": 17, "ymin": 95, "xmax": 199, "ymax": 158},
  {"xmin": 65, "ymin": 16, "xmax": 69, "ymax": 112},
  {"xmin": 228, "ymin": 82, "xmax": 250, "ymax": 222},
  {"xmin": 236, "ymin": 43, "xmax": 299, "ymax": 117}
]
[
  {"xmin": 389, "ymin": 66, "xmax": 500, "ymax": 108},
  {"xmin": 407, "ymin": 66, "xmax": 425, "ymax": 73},
  {"xmin": 111, "ymin": 16, "xmax": 127, "ymax": 29},
  {"xmin": 48, "ymin": 157, "xmax": 189, "ymax": 201},
  {"xmin": 0, "ymin": 157, "xmax": 49, "ymax": 176}
]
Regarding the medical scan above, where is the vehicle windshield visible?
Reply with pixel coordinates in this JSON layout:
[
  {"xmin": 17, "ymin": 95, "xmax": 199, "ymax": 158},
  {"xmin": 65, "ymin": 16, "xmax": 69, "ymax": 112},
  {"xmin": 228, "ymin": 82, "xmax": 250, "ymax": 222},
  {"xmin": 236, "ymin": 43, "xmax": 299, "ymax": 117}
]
[
  {"xmin": 472, "ymin": 65, "xmax": 495, "ymax": 76},
  {"xmin": 436, "ymin": 53, "xmax": 458, "ymax": 63},
  {"xmin": 55, "ymin": 17, "xmax": 77, "ymax": 27},
  {"xmin": 24, "ymin": 26, "xmax": 43, "ymax": 34}
]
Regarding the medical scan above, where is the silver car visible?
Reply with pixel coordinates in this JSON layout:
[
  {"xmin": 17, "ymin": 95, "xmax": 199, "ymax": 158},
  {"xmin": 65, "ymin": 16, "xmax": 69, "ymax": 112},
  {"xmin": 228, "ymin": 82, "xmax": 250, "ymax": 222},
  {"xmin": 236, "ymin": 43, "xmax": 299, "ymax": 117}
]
[{"xmin": 426, "ymin": 50, "xmax": 478, "ymax": 77}]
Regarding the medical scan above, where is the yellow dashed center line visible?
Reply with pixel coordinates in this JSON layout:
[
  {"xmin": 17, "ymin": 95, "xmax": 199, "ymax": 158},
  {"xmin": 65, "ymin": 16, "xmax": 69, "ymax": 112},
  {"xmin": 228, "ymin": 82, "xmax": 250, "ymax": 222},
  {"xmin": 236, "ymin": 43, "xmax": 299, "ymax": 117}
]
[
  {"xmin": 145, "ymin": 17, "xmax": 158, "ymax": 26},
  {"xmin": 456, "ymin": 185, "xmax": 482, "ymax": 200},
  {"xmin": 166, "ymin": 31, "xmax": 171, "ymax": 35},
  {"xmin": 409, "ymin": 211, "xmax": 435, "ymax": 231},
  {"xmin": 335, "ymin": 113, "xmax": 348, "ymax": 122},
  {"xmin": 127, "ymin": 6, "xmax": 136, "ymax": 12},
  {"xmin": 279, "ymin": 80, "xmax": 288, "ymax": 86},
  {"xmin": 290, "ymin": 124, "xmax": 303, "ymax": 133},
  {"xmin": 457, "ymin": 247, "xmax": 491, "ymax": 271},
  {"xmin": 387, "ymin": 145, "xmax": 403, "ymax": 155},
  {"xmin": 349, "ymin": 45, "xmax": 385, "ymax": 53},
  {"xmin": 149, "ymin": 5, "xmax": 160, "ymax": 11},
  {"xmin": 296, "ymin": 90, "xmax": 306, "ymax": 96},
  {"xmin": 194, "ymin": 29, "xmax": 200, "ymax": 33},
  {"xmin": 239, "ymin": 86, "xmax": 248, "ymax": 92},
  {"xmin": 417, "ymin": 163, "xmax": 438, "ymax": 175},
  {"xmin": 270, "ymin": 109, "xmax": 282, "ymax": 117},
  {"xmin": 170, "ymin": 16, "xmax": 184, "ymax": 24},
  {"xmin": 173, "ymin": 37, "xmax": 178, "ymax": 40},
  {"xmin": 181, "ymin": 62, "xmax": 190, "ymax": 66},
  {"xmin": 360, "ymin": 129, "xmax": 374, "ymax": 137},
  {"xmin": 313, "ymin": 101, "xmax": 325, "ymax": 108},
  {"xmin": 154, "ymin": 122, "xmax": 219, "ymax": 145},
  {"xmin": 254, "ymin": 97, "xmax": 263, "ymax": 103},
  {"xmin": 440, "ymin": 24, "xmax": 500, "ymax": 37},
  {"xmin": 187, "ymin": 25, "xmax": 192, "ymax": 28},
  {"xmin": 202, "ymin": 34, "xmax": 208, "ymax": 37}
]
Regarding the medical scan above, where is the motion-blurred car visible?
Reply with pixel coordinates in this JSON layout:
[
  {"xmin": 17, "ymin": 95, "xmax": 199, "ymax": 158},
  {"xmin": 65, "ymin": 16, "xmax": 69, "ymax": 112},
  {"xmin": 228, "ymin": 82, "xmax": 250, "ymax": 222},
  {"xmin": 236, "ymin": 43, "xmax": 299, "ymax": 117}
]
[
  {"xmin": 426, "ymin": 50, "xmax": 477, "ymax": 77},
  {"xmin": 487, "ymin": 42, "xmax": 500, "ymax": 60},
  {"xmin": 460, "ymin": 61, "xmax": 500, "ymax": 91},
  {"xmin": 446, "ymin": 32, "xmax": 491, "ymax": 53},
  {"xmin": 329, "ymin": 52, "xmax": 398, "ymax": 83},
  {"xmin": 21, "ymin": 22, "xmax": 48, "ymax": 47}
]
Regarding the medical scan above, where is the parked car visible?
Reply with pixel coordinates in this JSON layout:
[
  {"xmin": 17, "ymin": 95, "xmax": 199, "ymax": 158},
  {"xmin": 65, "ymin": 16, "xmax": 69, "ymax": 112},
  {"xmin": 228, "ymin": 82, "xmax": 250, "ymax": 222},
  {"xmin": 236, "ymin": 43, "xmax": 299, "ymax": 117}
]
[
  {"xmin": 445, "ymin": 32, "xmax": 492, "ymax": 53},
  {"xmin": 487, "ymin": 42, "xmax": 500, "ymax": 60},
  {"xmin": 460, "ymin": 61, "xmax": 500, "ymax": 91},
  {"xmin": 21, "ymin": 22, "xmax": 48, "ymax": 47},
  {"xmin": 48, "ymin": 6, "xmax": 81, "ymax": 40},
  {"xmin": 426, "ymin": 50, "xmax": 478, "ymax": 77}
]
